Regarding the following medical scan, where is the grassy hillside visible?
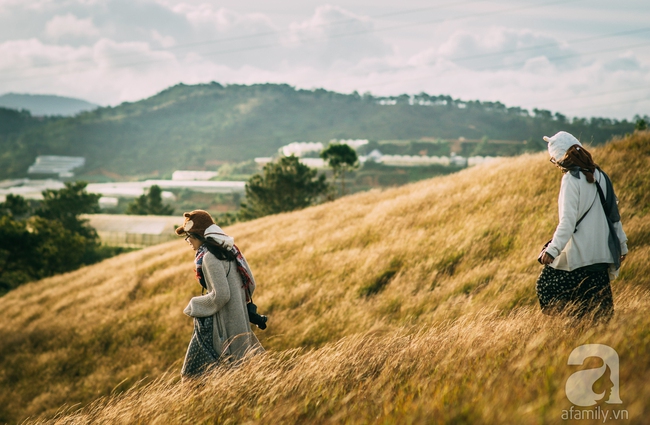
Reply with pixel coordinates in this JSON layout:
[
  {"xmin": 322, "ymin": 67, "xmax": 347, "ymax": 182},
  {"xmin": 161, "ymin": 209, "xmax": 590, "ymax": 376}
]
[
  {"xmin": 1, "ymin": 132, "xmax": 649, "ymax": 424},
  {"xmin": 0, "ymin": 83, "xmax": 635, "ymax": 179}
]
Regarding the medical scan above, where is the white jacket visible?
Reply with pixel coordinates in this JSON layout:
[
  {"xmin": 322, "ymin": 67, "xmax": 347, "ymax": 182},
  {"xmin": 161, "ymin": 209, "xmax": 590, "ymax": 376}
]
[{"xmin": 546, "ymin": 169, "xmax": 628, "ymax": 278}]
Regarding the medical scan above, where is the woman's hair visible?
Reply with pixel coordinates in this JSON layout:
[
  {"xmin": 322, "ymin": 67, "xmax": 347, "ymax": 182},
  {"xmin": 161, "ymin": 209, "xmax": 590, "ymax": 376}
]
[
  {"xmin": 556, "ymin": 145, "xmax": 600, "ymax": 183},
  {"xmin": 189, "ymin": 233, "xmax": 236, "ymax": 261}
]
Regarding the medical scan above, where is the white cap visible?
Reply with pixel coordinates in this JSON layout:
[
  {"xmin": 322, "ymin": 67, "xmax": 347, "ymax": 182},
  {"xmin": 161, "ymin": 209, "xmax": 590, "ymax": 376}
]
[
  {"xmin": 203, "ymin": 224, "xmax": 235, "ymax": 250},
  {"xmin": 543, "ymin": 131, "xmax": 582, "ymax": 161}
]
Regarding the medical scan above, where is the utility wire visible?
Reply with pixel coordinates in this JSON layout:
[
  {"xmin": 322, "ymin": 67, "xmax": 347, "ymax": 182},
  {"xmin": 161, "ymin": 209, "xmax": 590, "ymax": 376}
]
[
  {"xmin": 537, "ymin": 86, "xmax": 650, "ymax": 105},
  {"xmin": 1, "ymin": 1, "xmax": 645, "ymax": 116},
  {"xmin": 554, "ymin": 96, "xmax": 650, "ymax": 115},
  {"xmin": 2, "ymin": 0, "xmax": 492, "ymax": 75},
  {"xmin": 437, "ymin": 27, "xmax": 650, "ymax": 65},
  {"xmin": 470, "ymin": 41, "xmax": 650, "ymax": 72},
  {"xmin": 134, "ymin": 0, "xmax": 589, "ymax": 69},
  {"xmin": 291, "ymin": 27, "xmax": 650, "ymax": 88},
  {"xmin": 326, "ymin": 41, "xmax": 650, "ymax": 91},
  {"xmin": 1, "ymin": 0, "xmax": 586, "ymax": 82}
]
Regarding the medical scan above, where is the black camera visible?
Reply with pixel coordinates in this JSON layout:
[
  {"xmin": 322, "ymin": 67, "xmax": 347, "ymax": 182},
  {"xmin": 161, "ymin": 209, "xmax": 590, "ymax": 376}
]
[{"xmin": 247, "ymin": 302, "xmax": 267, "ymax": 330}]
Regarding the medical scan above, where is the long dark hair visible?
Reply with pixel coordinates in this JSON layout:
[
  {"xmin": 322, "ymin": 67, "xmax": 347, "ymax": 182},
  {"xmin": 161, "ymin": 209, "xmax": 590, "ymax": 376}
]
[
  {"xmin": 555, "ymin": 145, "xmax": 600, "ymax": 183},
  {"xmin": 190, "ymin": 233, "xmax": 236, "ymax": 261}
]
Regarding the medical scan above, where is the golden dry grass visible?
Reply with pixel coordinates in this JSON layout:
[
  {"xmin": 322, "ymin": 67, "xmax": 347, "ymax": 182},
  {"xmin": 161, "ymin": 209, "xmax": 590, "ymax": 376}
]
[
  {"xmin": 1, "ymin": 132, "xmax": 650, "ymax": 424},
  {"xmin": 25, "ymin": 301, "xmax": 650, "ymax": 424}
]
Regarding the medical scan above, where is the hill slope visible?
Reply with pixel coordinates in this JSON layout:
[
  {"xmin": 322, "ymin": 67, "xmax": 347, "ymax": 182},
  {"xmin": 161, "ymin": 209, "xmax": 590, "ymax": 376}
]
[
  {"xmin": 0, "ymin": 93, "xmax": 99, "ymax": 117},
  {"xmin": 1, "ymin": 132, "xmax": 649, "ymax": 424},
  {"xmin": 0, "ymin": 83, "xmax": 635, "ymax": 179}
]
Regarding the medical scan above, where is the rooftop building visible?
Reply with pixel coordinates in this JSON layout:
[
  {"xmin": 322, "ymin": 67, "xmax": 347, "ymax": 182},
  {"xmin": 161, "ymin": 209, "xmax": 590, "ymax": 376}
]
[
  {"xmin": 281, "ymin": 142, "xmax": 324, "ymax": 157},
  {"xmin": 171, "ymin": 170, "xmax": 218, "ymax": 181},
  {"xmin": 28, "ymin": 156, "xmax": 85, "ymax": 178}
]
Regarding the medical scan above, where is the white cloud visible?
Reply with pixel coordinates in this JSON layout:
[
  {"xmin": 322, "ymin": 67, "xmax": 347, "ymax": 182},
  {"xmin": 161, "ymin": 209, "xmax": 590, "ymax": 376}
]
[
  {"xmin": 91, "ymin": 38, "xmax": 175, "ymax": 70},
  {"xmin": 288, "ymin": 4, "xmax": 367, "ymax": 41},
  {"xmin": 150, "ymin": 29, "xmax": 176, "ymax": 48},
  {"xmin": 173, "ymin": 3, "xmax": 274, "ymax": 32},
  {"xmin": 0, "ymin": 38, "xmax": 91, "ymax": 71},
  {"xmin": 45, "ymin": 13, "xmax": 100, "ymax": 40},
  {"xmin": 167, "ymin": 4, "xmax": 280, "ymax": 69},
  {"xmin": 285, "ymin": 5, "xmax": 392, "ymax": 66},
  {"xmin": 171, "ymin": 2, "xmax": 277, "ymax": 45},
  {"xmin": 0, "ymin": 37, "xmax": 183, "ymax": 104},
  {"xmin": 410, "ymin": 27, "xmax": 575, "ymax": 71},
  {"xmin": 602, "ymin": 52, "xmax": 643, "ymax": 72},
  {"xmin": 521, "ymin": 56, "xmax": 555, "ymax": 74},
  {"xmin": 161, "ymin": 4, "xmax": 392, "ymax": 70}
]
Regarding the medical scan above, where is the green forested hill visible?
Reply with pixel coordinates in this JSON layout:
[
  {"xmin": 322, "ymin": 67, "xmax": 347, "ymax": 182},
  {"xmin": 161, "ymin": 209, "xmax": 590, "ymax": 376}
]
[
  {"xmin": 0, "ymin": 107, "xmax": 58, "ymax": 138},
  {"xmin": 0, "ymin": 83, "xmax": 636, "ymax": 179},
  {"xmin": 0, "ymin": 108, "xmax": 61, "ymax": 176}
]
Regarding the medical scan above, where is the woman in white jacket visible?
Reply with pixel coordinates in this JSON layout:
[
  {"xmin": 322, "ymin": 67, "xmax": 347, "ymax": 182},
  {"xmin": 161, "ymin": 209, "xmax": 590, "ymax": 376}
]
[
  {"xmin": 176, "ymin": 210, "xmax": 263, "ymax": 377},
  {"xmin": 537, "ymin": 131, "xmax": 628, "ymax": 322}
]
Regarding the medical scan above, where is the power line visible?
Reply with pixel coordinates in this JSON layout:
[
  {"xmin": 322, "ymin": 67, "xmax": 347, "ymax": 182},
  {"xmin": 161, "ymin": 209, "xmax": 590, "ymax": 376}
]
[
  {"xmin": 537, "ymin": 86, "xmax": 650, "ymax": 105},
  {"xmin": 1, "ymin": 1, "xmax": 645, "ymax": 117},
  {"xmin": 2, "ymin": 0, "xmax": 492, "ymax": 75},
  {"xmin": 325, "ymin": 41, "xmax": 650, "ymax": 92},
  {"xmin": 471, "ymin": 41, "xmax": 650, "ymax": 72},
  {"xmin": 442, "ymin": 27, "xmax": 650, "ymax": 65},
  {"xmin": 0, "ymin": 0, "xmax": 586, "ymax": 83},
  {"xmin": 169, "ymin": 0, "xmax": 590, "ymax": 66},
  {"xmin": 557, "ymin": 96, "xmax": 650, "ymax": 115},
  {"xmin": 290, "ymin": 27, "xmax": 650, "ymax": 88}
]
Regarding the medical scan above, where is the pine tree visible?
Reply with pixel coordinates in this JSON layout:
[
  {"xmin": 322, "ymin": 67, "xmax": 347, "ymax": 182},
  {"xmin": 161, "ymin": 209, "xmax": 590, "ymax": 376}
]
[
  {"xmin": 320, "ymin": 143, "xmax": 359, "ymax": 196},
  {"xmin": 126, "ymin": 185, "xmax": 174, "ymax": 215},
  {"xmin": 239, "ymin": 156, "xmax": 328, "ymax": 220}
]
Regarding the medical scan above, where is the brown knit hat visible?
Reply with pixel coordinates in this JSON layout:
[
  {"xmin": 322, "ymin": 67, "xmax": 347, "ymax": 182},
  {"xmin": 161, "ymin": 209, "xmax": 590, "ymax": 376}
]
[{"xmin": 175, "ymin": 210, "xmax": 215, "ymax": 236}]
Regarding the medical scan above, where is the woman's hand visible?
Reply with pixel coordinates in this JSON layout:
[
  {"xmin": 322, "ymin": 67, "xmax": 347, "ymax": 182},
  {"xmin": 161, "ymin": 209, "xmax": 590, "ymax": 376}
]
[
  {"xmin": 620, "ymin": 254, "xmax": 627, "ymax": 263},
  {"xmin": 541, "ymin": 252, "xmax": 555, "ymax": 265}
]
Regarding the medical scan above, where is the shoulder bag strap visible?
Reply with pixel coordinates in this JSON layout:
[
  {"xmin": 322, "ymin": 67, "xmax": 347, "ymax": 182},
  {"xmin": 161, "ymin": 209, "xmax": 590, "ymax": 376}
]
[
  {"xmin": 574, "ymin": 191, "xmax": 598, "ymax": 233},
  {"xmin": 595, "ymin": 179, "xmax": 608, "ymax": 214}
]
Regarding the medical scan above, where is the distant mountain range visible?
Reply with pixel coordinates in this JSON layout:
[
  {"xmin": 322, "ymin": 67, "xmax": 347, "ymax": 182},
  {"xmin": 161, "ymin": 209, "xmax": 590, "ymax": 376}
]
[
  {"xmin": 0, "ymin": 93, "xmax": 99, "ymax": 116},
  {"xmin": 0, "ymin": 83, "xmax": 636, "ymax": 180}
]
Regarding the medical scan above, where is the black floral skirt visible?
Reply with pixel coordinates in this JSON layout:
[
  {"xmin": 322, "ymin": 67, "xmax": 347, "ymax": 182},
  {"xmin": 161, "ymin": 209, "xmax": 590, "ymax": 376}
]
[
  {"xmin": 535, "ymin": 265, "xmax": 613, "ymax": 322},
  {"xmin": 181, "ymin": 316, "xmax": 220, "ymax": 377}
]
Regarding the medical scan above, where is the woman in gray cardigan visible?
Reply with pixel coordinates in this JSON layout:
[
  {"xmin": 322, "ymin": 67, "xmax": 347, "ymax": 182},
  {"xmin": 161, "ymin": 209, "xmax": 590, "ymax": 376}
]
[
  {"xmin": 176, "ymin": 210, "xmax": 263, "ymax": 377},
  {"xmin": 537, "ymin": 132, "xmax": 628, "ymax": 322}
]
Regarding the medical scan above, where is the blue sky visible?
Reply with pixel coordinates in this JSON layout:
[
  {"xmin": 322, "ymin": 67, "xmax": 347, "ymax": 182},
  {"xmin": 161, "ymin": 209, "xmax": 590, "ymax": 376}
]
[{"xmin": 1, "ymin": 0, "xmax": 648, "ymax": 119}]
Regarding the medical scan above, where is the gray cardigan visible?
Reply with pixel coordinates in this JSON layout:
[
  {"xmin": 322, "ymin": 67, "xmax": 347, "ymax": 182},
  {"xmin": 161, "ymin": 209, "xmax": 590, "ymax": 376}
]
[{"xmin": 184, "ymin": 252, "xmax": 263, "ymax": 361}]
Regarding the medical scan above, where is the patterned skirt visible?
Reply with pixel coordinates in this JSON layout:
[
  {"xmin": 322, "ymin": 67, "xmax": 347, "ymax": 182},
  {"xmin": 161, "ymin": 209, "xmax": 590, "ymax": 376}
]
[
  {"xmin": 535, "ymin": 265, "xmax": 613, "ymax": 322},
  {"xmin": 181, "ymin": 316, "xmax": 220, "ymax": 378}
]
